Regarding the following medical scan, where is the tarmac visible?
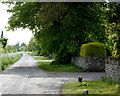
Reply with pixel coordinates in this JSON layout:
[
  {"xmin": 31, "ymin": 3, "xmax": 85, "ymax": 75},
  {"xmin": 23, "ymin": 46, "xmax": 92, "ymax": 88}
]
[{"xmin": 0, "ymin": 54, "xmax": 105, "ymax": 94}]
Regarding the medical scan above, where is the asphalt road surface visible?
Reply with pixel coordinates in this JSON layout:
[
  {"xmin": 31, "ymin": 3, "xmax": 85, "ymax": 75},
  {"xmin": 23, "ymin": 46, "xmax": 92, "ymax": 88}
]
[{"xmin": 0, "ymin": 54, "xmax": 105, "ymax": 95}]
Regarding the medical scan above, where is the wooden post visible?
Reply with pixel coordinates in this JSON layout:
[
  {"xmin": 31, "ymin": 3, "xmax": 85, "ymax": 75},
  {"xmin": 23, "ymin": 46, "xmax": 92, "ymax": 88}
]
[{"xmin": 78, "ymin": 76, "xmax": 82, "ymax": 83}]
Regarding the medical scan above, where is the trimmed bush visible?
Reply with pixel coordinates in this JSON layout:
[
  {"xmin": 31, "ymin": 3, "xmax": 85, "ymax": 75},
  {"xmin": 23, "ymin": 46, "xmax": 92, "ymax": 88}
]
[{"xmin": 80, "ymin": 42, "xmax": 106, "ymax": 56}]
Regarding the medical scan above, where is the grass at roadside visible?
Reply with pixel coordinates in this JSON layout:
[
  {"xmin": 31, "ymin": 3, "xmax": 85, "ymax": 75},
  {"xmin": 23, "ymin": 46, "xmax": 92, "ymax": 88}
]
[
  {"xmin": 34, "ymin": 56, "xmax": 53, "ymax": 60},
  {"xmin": 0, "ymin": 53, "xmax": 23, "ymax": 72},
  {"xmin": 62, "ymin": 80, "xmax": 119, "ymax": 95},
  {"xmin": 37, "ymin": 61, "xmax": 82, "ymax": 72}
]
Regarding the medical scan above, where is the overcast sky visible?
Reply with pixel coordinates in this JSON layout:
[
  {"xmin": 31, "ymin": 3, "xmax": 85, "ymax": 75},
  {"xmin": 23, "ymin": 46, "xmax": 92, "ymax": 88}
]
[{"xmin": 0, "ymin": 3, "xmax": 33, "ymax": 45}]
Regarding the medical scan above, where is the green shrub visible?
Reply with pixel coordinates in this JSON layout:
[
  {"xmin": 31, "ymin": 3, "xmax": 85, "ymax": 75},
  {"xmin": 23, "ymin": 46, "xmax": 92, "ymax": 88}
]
[
  {"xmin": 101, "ymin": 77, "xmax": 118, "ymax": 85},
  {"xmin": 80, "ymin": 42, "xmax": 106, "ymax": 56}
]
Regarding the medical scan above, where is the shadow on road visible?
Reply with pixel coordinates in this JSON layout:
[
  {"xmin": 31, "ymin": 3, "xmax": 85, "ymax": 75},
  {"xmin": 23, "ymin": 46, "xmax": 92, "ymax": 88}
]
[{"xmin": 2, "ymin": 66, "xmax": 105, "ymax": 80}]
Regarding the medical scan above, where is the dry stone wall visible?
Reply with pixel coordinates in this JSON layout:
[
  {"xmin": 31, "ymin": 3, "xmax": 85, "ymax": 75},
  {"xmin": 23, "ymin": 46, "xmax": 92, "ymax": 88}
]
[
  {"xmin": 105, "ymin": 57, "xmax": 120, "ymax": 82},
  {"xmin": 72, "ymin": 56, "xmax": 120, "ymax": 82},
  {"xmin": 71, "ymin": 56, "xmax": 105, "ymax": 72}
]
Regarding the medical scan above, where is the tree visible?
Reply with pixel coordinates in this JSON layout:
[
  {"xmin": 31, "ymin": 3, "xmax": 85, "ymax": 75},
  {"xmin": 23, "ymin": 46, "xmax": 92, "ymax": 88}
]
[
  {"xmin": 6, "ymin": 2, "xmax": 108, "ymax": 64},
  {"xmin": 28, "ymin": 37, "xmax": 41, "ymax": 55},
  {"xmin": 14, "ymin": 42, "xmax": 20, "ymax": 52},
  {"xmin": 20, "ymin": 43, "xmax": 27, "ymax": 51},
  {"xmin": 1, "ymin": 31, "xmax": 3, "ymax": 38},
  {"xmin": 0, "ymin": 31, "xmax": 8, "ymax": 48},
  {"xmin": 19, "ymin": 46, "xmax": 26, "ymax": 52},
  {"xmin": 0, "ymin": 43, "xmax": 5, "ymax": 54},
  {"xmin": 6, "ymin": 2, "xmax": 41, "ymax": 31},
  {"xmin": 5, "ymin": 45, "xmax": 17, "ymax": 53}
]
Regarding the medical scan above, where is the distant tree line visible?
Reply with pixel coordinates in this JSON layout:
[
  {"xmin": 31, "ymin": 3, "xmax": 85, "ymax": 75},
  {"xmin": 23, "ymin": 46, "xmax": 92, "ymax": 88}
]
[{"xmin": 0, "ymin": 31, "xmax": 27, "ymax": 54}]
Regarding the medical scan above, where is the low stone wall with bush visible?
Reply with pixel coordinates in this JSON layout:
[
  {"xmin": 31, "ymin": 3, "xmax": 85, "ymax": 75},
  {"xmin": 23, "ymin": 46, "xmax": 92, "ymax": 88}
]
[
  {"xmin": 105, "ymin": 57, "xmax": 120, "ymax": 82},
  {"xmin": 71, "ymin": 56, "xmax": 105, "ymax": 72}
]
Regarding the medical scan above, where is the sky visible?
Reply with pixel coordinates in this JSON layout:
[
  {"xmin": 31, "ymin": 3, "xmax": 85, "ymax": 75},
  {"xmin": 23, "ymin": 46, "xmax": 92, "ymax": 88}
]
[{"xmin": 0, "ymin": 3, "xmax": 33, "ymax": 45}]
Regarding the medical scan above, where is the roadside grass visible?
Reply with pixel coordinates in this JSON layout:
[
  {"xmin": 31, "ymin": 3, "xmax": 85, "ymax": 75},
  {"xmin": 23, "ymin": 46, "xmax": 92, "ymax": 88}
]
[
  {"xmin": 37, "ymin": 61, "xmax": 82, "ymax": 72},
  {"xmin": 62, "ymin": 80, "xmax": 119, "ymax": 95},
  {"xmin": 34, "ymin": 56, "xmax": 53, "ymax": 60},
  {"xmin": 0, "ymin": 53, "xmax": 23, "ymax": 72},
  {"xmin": 26, "ymin": 52, "xmax": 39, "ymax": 56}
]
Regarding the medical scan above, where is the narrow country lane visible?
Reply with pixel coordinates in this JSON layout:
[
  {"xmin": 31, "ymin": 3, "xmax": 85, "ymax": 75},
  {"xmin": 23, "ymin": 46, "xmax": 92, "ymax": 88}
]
[{"xmin": 0, "ymin": 54, "xmax": 105, "ymax": 95}]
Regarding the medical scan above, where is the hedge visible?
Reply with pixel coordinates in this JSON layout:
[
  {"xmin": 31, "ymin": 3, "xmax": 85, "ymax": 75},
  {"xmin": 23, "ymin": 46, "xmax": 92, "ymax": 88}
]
[
  {"xmin": 0, "ymin": 53, "xmax": 23, "ymax": 71},
  {"xmin": 80, "ymin": 42, "xmax": 106, "ymax": 57}
]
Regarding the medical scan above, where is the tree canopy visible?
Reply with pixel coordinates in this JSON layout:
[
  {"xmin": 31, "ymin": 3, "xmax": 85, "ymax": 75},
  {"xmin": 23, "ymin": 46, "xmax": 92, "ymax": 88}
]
[
  {"xmin": 14, "ymin": 42, "xmax": 20, "ymax": 52},
  {"xmin": 5, "ymin": 2, "xmax": 119, "ymax": 64},
  {"xmin": 28, "ymin": 37, "xmax": 41, "ymax": 55}
]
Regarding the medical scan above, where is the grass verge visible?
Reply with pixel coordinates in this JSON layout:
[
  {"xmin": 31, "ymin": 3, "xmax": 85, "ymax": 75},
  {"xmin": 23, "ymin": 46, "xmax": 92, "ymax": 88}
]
[
  {"xmin": 34, "ymin": 56, "xmax": 53, "ymax": 60},
  {"xmin": 62, "ymin": 80, "xmax": 119, "ymax": 95},
  {"xmin": 37, "ymin": 61, "xmax": 82, "ymax": 72},
  {"xmin": 0, "ymin": 53, "xmax": 23, "ymax": 72}
]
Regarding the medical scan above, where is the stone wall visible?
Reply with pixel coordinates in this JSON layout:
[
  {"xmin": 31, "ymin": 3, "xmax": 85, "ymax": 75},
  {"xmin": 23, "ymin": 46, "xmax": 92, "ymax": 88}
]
[
  {"xmin": 72, "ymin": 56, "xmax": 120, "ymax": 82},
  {"xmin": 105, "ymin": 57, "xmax": 120, "ymax": 82},
  {"xmin": 71, "ymin": 56, "xmax": 105, "ymax": 72}
]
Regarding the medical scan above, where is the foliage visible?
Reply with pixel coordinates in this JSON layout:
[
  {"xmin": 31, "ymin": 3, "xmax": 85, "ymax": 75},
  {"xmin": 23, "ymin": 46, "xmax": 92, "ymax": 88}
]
[
  {"xmin": 5, "ymin": 2, "xmax": 120, "ymax": 58},
  {"xmin": 101, "ymin": 77, "xmax": 118, "ymax": 85},
  {"xmin": 0, "ymin": 43, "xmax": 5, "ymax": 54},
  {"xmin": 36, "ymin": 3, "xmax": 107, "ymax": 64},
  {"xmin": 6, "ymin": 2, "xmax": 108, "ymax": 64},
  {"xmin": 0, "ymin": 38, "xmax": 8, "ymax": 48},
  {"xmin": 20, "ymin": 43, "xmax": 27, "ymax": 51},
  {"xmin": 0, "ymin": 31, "xmax": 8, "ymax": 48},
  {"xmin": 112, "ymin": 42, "xmax": 119, "ymax": 58},
  {"xmin": 80, "ymin": 42, "xmax": 106, "ymax": 57},
  {"xmin": 13, "ymin": 42, "xmax": 27, "ymax": 52},
  {"xmin": 103, "ymin": 2, "xmax": 120, "ymax": 57},
  {"xmin": 13, "ymin": 42, "xmax": 20, "ymax": 52},
  {"xmin": 27, "ymin": 37, "xmax": 41, "ymax": 55},
  {"xmin": 19, "ymin": 46, "xmax": 26, "ymax": 52},
  {"xmin": 6, "ymin": 2, "xmax": 41, "ymax": 31},
  {"xmin": 1, "ymin": 31, "xmax": 3, "ymax": 38},
  {"xmin": 62, "ymin": 80, "xmax": 118, "ymax": 94},
  {"xmin": 0, "ymin": 43, "xmax": 17, "ymax": 54},
  {"xmin": 0, "ymin": 53, "xmax": 23, "ymax": 71},
  {"xmin": 0, "ymin": 32, "xmax": 16, "ymax": 55},
  {"xmin": 0, "ymin": 31, "xmax": 17, "ymax": 54},
  {"xmin": 5, "ymin": 45, "xmax": 17, "ymax": 53}
]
